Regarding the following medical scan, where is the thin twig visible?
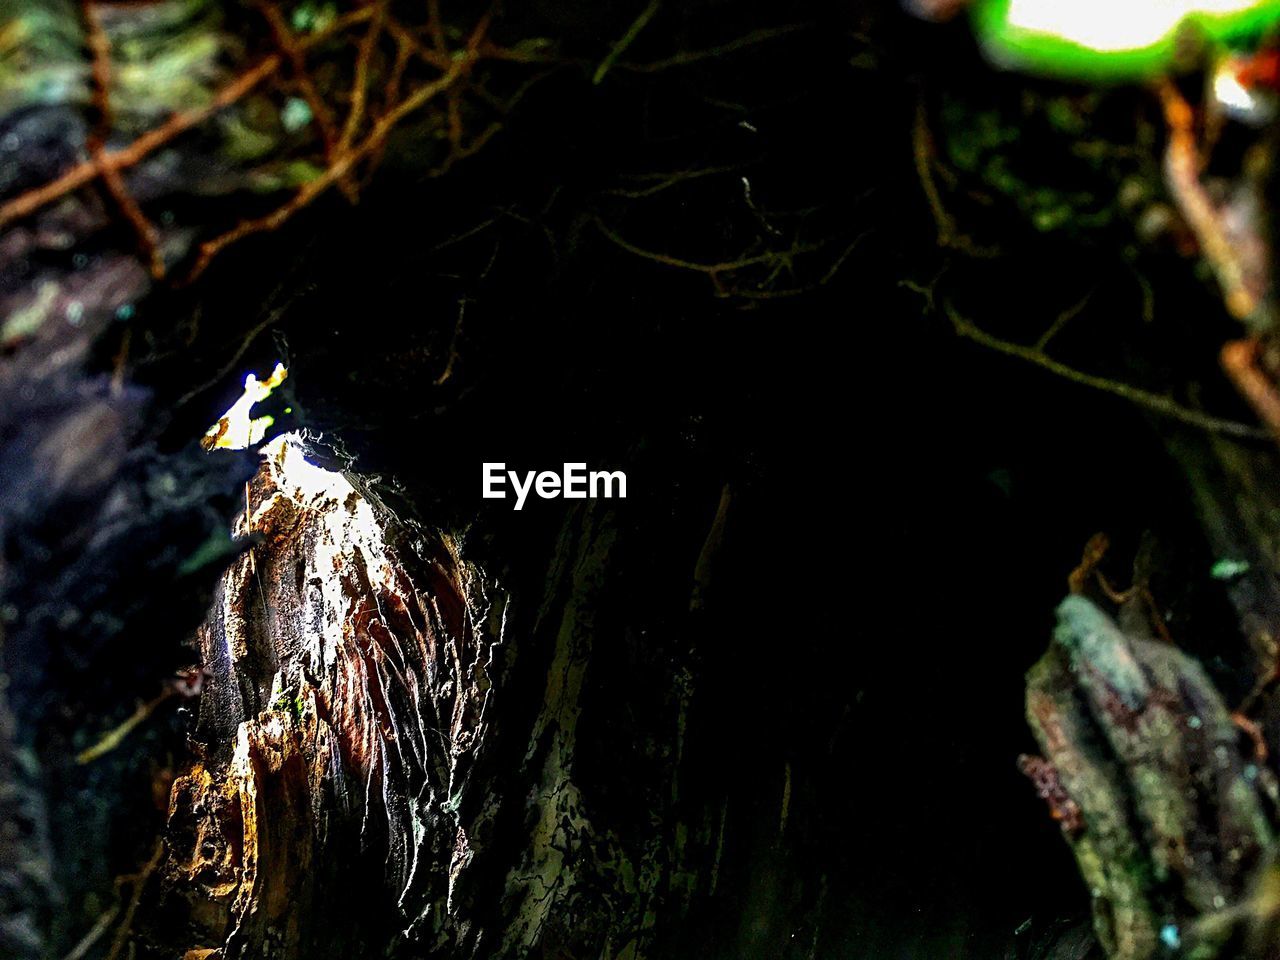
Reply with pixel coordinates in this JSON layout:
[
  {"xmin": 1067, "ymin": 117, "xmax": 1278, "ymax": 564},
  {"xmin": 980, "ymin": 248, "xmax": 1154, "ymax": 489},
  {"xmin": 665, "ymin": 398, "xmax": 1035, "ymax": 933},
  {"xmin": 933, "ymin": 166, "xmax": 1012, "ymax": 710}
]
[
  {"xmin": 338, "ymin": 1, "xmax": 388, "ymax": 157},
  {"xmin": 434, "ymin": 298, "xmax": 467, "ymax": 385},
  {"xmin": 62, "ymin": 905, "xmax": 121, "ymax": 960},
  {"xmin": 76, "ymin": 687, "xmax": 176, "ymax": 765},
  {"xmin": 426, "ymin": 215, "xmax": 501, "ymax": 254},
  {"xmin": 944, "ymin": 301, "xmax": 1270, "ymax": 439},
  {"xmin": 912, "ymin": 95, "xmax": 997, "ymax": 258},
  {"xmin": 80, "ymin": 0, "xmax": 165, "ymax": 277},
  {"xmin": 254, "ymin": 0, "xmax": 355, "ymax": 201},
  {"xmin": 1222, "ymin": 338, "xmax": 1280, "ymax": 439},
  {"xmin": 0, "ymin": 8, "xmax": 376, "ymax": 230},
  {"xmin": 1034, "ymin": 288, "xmax": 1094, "ymax": 351},
  {"xmin": 426, "ymin": 0, "xmax": 448, "ymax": 56},
  {"xmin": 594, "ymin": 0, "xmax": 662, "ymax": 84},
  {"xmin": 385, "ymin": 15, "xmax": 451, "ymax": 70},
  {"xmin": 187, "ymin": 48, "xmax": 475, "ymax": 281},
  {"xmin": 1068, "ymin": 532, "xmax": 1110, "ymax": 596},
  {"xmin": 0, "ymin": 57, "xmax": 279, "ymax": 229},
  {"xmin": 606, "ymin": 164, "xmax": 748, "ymax": 198},
  {"xmin": 618, "ymin": 22, "xmax": 809, "ymax": 72},
  {"xmin": 383, "ymin": 30, "xmax": 413, "ymax": 116},
  {"xmin": 707, "ymin": 231, "xmax": 870, "ymax": 299},
  {"xmin": 913, "ymin": 95, "xmax": 954, "ymax": 248},
  {"xmin": 593, "ymin": 215, "xmax": 820, "ymax": 276},
  {"xmin": 81, "ymin": 0, "xmax": 112, "ymax": 148},
  {"xmin": 428, "ymin": 119, "xmax": 506, "ymax": 178},
  {"xmin": 97, "ymin": 161, "xmax": 165, "ymax": 279},
  {"xmin": 103, "ymin": 840, "xmax": 165, "ymax": 960},
  {"xmin": 1158, "ymin": 79, "xmax": 1258, "ymax": 321}
]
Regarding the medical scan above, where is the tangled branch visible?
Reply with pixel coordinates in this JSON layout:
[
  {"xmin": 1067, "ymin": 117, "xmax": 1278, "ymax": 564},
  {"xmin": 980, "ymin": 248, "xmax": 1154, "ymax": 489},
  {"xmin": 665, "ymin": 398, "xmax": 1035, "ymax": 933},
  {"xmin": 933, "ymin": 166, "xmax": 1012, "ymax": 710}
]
[
  {"xmin": 0, "ymin": 7, "xmax": 375, "ymax": 231},
  {"xmin": 0, "ymin": 4, "xmax": 819, "ymax": 291},
  {"xmin": 592, "ymin": 212, "xmax": 866, "ymax": 299},
  {"xmin": 0, "ymin": 3, "xmax": 524, "ymax": 283}
]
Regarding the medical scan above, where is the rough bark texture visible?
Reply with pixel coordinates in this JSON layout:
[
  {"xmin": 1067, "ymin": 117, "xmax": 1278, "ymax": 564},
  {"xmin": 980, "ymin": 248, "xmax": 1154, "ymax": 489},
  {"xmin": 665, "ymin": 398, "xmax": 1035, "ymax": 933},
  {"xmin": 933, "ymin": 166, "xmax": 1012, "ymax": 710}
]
[
  {"xmin": 159, "ymin": 437, "xmax": 499, "ymax": 956},
  {"xmin": 140, "ymin": 435, "xmax": 736, "ymax": 960},
  {"xmin": 1025, "ymin": 597, "xmax": 1276, "ymax": 960}
]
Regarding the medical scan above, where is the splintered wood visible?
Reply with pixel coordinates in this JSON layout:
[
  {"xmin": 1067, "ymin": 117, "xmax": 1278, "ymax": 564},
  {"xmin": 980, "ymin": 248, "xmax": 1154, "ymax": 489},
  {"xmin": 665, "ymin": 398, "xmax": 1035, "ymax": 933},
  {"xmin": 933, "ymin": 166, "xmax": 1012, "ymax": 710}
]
[{"xmin": 162, "ymin": 437, "xmax": 500, "ymax": 957}]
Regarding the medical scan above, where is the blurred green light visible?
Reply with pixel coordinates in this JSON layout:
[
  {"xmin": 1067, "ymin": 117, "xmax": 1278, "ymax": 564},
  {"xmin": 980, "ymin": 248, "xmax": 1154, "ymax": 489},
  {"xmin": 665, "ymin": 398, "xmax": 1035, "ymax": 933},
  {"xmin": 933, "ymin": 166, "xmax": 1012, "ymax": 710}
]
[{"xmin": 974, "ymin": 0, "xmax": 1280, "ymax": 78}]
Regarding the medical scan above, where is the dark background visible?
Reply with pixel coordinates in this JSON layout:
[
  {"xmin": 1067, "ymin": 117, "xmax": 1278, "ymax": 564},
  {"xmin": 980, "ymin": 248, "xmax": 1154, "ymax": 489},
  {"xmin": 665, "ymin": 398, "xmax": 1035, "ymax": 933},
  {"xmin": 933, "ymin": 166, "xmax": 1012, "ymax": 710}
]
[{"xmin": 91, "ymin": 1, "xmax": 1262, "ymax": 955}]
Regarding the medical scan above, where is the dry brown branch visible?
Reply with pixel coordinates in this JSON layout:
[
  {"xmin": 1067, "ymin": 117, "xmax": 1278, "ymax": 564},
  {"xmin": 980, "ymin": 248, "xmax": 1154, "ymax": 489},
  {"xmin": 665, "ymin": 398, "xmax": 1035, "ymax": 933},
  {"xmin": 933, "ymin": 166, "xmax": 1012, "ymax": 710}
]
[
  {"xmin": 606, "ymin": 164, "xmax": 748, "ymax": 198},
  {"xmin": 80, "ymin": 0, "xmax": 166, "ymax": 277},
  {"xmin": 0, "ymin": 58, "xmax": 279, "ymax": 229},
  {"xmin": 1233, "ymin": 712, "xmax": 1270, "ymax": 763},
  {"xmin": 98, "ymin": 160, "xmax": 165, "ymax": 279},
  {"xmin": 434, "ymin": 298, "xmax": 467, "ymax": 386},
  {"xmin": 706, "ymin": 232, "xmax": 870, "ymax": 299},
  {"xmin": 446, "ymin": 86, "xmax": 465, "ymax": 153},
  {"xmin": 255, "ymin": 1, "xmax": 340, "ymax": 152},
  {"xmin": 1222, "ymin": 338, "xmax": 1280, "ymax": 439},
  {"xmin": 426, "ymin": 0, "xmax": 448, "ymax": 55},
  {"xmin": 593, "ymin": 213, "xmax": 865, "ymax": 299},
  {"xmin": 1067, "ymin": 533, "xmax": 1174, "ymax": 644},
  {"xmin": 338, "ymin": 1, "xmax": 388, "ymax": 156},
  {"xmin": 1067, "ymin": 532, "xmax": 1110, "ymax": 595},
  {"xmin": 385, "ymin": 15, "xmax": 452, "ymax": 70},
  {"xmin": 384, "ymin": 27, "xmax": 414, "ymax": 116},
  {"xmin": 912, "ymin": 96, "xmax": 997, "ymax": 258},
  {"xmin": 0, "ymin": 7, "xmax": 377, "ymax": 231},
  {"xmin": 253, "ymin": 0, "xmax": 355, "ymax": 202},
  {"xmin": 592, "ymin": 215, "xmax": 823, "ymax": 296},
  {"xmin": 7, "ymin": 2, "xmax": 785, "ymax": 291},
  {"xmin": 81, "ymin": 0, "xmax": 112, "ymax": 147},
  {"xmin": 1158, "ymin": 79, "xmax": 1259, "ymax": 321},
  {"xmin": 943, "ymin": 301, "xmax": 1270, "ymax": 438},
  {"xmin": 1236, "ymin": 650, "xmax": 1280, "ymax": 717},
  {"xmin": 103, "ymin": 840, "xmax": 165, "ymax": 960},
  {"xmin": 186, "ymin": 65, "xmax": 465, "ymax": 278},
  {"xmin": 185, "ymin": 12, "xmax": 492, "ymax": 281},
  {"xmin": 363, "ymin": 16, "xmax": 432, "ymax": 178}
]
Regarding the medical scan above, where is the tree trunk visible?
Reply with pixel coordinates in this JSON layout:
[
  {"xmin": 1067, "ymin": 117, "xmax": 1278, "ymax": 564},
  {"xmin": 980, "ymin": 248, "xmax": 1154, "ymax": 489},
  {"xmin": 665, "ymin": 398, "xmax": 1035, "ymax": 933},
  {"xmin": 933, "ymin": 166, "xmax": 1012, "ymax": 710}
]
[{"xmin": 13, "ymin": 2, "xmax": 1280, "ymax": 960}]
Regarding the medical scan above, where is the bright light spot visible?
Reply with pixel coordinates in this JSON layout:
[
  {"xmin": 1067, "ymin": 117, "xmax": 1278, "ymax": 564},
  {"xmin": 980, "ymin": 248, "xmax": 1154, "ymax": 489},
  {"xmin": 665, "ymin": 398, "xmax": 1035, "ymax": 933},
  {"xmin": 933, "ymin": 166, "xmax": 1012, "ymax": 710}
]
[
  {"xmin": 977, "ymin": 0, "xmax": 1280, "ymax": 76},
  {"xmin": 1213, "ymin": 56, "xmax": 1276, "ymax": 121},
  {"xmin": 244, "ymin": 433, "xmax": 396, "ymax": 685},
  {"xmin": 1004, "ymin": 0, "xmax": 1265, "ymax": 52},
  {"xmin": 255, "ymin": 433, "xmax": 384, "ymax": 547},
  {"xmin": 261, "ymin": 433, "xmax": 348, "ymax": 504},
  {"xmin": 1215, "ymin": 60, "xmax": 1258, "ymax": 108},
  {"xmin": 203, "ymin": 362, "xmax": 288, "ymax": 451},
  {"xmin": 281, "ymin": 97, "xmax": 314, "ymax": 133}
]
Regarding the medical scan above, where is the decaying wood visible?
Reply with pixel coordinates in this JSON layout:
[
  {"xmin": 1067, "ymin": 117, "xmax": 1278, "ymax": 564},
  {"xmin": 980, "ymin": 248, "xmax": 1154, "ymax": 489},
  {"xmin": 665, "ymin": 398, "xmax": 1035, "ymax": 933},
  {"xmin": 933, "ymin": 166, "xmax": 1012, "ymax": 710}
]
[
  {"xmin": 147, "ymin": 437, "xmax": 693, "ymax": 958},
  {"xmin": 1024, "ymin": 596, "xmax": 1276, "ymax": 959},
  {"xmin": 22, "ymin": 2, "xmax": 1280, "ymax": 959},
  {"xmin": 0, "ymin": 0, "xmax": 827, "ymax": 955},
  {"xmin": 157, "ymin": 437, "xmax": 500, "ymax": 955}
]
